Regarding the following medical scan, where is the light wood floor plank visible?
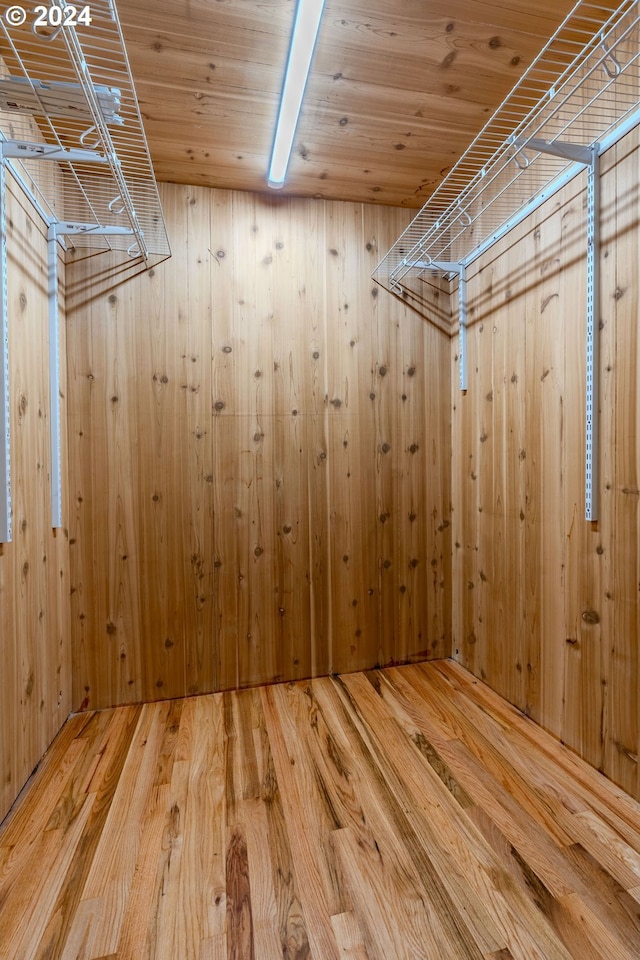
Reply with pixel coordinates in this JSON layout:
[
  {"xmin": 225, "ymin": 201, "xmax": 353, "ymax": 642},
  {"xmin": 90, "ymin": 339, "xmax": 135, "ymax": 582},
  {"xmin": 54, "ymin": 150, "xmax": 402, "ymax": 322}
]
[
  {"xmin": 261, "ymin": 683, "xmax": 341, "ymax": 960},
  {"xmin": 310, "ymin": 678, "xmax": 498, "ymax": 958},
  {"xmin": 1, "ymin": 660, "xmax": 640, "ymax": 959},
  {"xmin": 333, "ymin": 672, "xmax": 573, "ymax": 960}
]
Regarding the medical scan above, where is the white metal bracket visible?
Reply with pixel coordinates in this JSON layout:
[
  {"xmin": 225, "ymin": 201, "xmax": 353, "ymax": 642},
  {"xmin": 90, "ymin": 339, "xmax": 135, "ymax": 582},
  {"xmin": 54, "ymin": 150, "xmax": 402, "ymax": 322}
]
[
  {"xmin": 47, "ymin": 221, "xmax": 133, "ymax": 529},
  {"xmin": 585, "ymin": 147, "xmax": 600, "ymax": 521},
  {"xmin": 513, "ymin": 137, "xmax": 592, "ymax": 165},
  {"xmin": 7, "ymin": 142, "xmax": 135, "ymax": 531},
  {"xmin": 52, "ymin": 221, "xmax": 134, "ymax": 237},
  {"xmin": 519, "ymin": 138, "xmax": 600, "ymax": 520},
  {"xmin": 47, "ymin": 225, "xmax": 62, "ymax": 529},
  {"xmin": 1, "ymin": 140, "xmax": 108, "ymax": 164},
  {"xmin": 397, "ymin": 257, "xmax": 468, "ymax": 390},
  {"xmin": 432, "ymin": 260, "xmax": 467, "ymax": 391},
  {"xmin": 0, "ymin": 146, "xmax": 11, "ymax": 542}
]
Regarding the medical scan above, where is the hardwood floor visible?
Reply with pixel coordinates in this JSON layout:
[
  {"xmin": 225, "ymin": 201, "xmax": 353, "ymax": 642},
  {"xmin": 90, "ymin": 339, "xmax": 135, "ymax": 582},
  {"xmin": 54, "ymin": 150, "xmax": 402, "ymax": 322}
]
[{"xmin": 2, "ymin": 659, "xmax": 640, "ymax": 959}]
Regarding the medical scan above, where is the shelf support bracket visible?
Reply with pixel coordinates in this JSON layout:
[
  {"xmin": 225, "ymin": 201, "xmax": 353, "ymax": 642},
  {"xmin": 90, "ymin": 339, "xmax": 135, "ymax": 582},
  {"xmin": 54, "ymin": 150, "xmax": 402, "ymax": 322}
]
[
  {"xmin": 47, "ymin": 225, "xmax": 62, "ymax": 529},
  {"xmin": 51, "ymin": 222, "xmax": 134, "ymax": 237},
  {"xmin": 514, "ymin": 137, "xmax": 592, "ymax": 165},
  {"xmin": 522, "ymin": 137, "xmax": 600, "ymax": 520},
  {"xmin": 585, "ymin": 146, "xmax": 600, "ymax": 521},
  {"xmin": 0, "ymin": 145, "xmax": 11, "ymax": 542},
  {"xmin": 4, "ymin": 147, "xmax": 114, "ymax": 532},
  {"xmin": 430, "ymin": 260, "xmax": 467, "ymax": 391},
  {"xmin": 1, "ymin": 140, "xmax": 108, "ymax": 164},
  {"xmin": 397, "ymin": 257, "xmax": 468, "ymax": 390},
  {"xmin": 458, "ymin": 265, "xmax": 468, "ymax": 392},
  {"xmin": 46, "ymin": 222, "xmax": 134, "ymax": 529}
]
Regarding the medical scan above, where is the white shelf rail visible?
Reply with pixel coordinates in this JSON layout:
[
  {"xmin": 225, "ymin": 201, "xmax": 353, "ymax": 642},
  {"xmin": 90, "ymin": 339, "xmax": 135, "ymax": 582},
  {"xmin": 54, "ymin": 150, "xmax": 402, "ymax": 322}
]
[
  {"xmin": 374, "ymin": 0, "xmax": 640, "ymax": 522},
  {"xmin": 0, "ymin": 0, "xmax": 171, "ymax": 541},
  {"xmin": 0, "ymin": 150, "xmax": 10, "ymax": 542}
]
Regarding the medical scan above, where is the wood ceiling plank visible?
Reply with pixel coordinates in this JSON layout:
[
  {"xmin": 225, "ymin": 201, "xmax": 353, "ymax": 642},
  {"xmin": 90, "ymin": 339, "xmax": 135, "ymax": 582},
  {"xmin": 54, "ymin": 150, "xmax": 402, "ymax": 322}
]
[{"xmin": 114, "ymin": 0, "xmax": 597, "ymax": 205}]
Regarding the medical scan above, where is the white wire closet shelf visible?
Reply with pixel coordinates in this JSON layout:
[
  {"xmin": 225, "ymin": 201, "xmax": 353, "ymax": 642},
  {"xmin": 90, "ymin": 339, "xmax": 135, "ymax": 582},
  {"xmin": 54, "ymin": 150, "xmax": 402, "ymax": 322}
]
[
  {"xmin": 373, "ymin": 0, "xmax": 640, "ymax": 306},
  {"xmin": 0, "ymin": 0, "xmax": 170, "ymax": 259}
]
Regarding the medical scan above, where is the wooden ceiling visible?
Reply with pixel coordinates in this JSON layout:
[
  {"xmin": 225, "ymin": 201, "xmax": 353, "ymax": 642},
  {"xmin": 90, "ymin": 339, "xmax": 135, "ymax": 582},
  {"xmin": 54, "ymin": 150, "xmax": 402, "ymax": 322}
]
[{"xmin": 119, "ymin": 0, "xmax": 580, "ymax": 208}]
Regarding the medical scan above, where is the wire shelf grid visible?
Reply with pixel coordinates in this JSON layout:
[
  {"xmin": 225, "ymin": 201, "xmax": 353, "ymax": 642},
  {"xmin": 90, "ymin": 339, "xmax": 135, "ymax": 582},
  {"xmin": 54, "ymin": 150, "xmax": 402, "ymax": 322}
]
[
  {"xmin": 0, "ymin": 0, "xmax": 170, "ymax": 258},
  {"xmin": 373, "ymin": 0, "xmax": 639, "ymax": 301}
]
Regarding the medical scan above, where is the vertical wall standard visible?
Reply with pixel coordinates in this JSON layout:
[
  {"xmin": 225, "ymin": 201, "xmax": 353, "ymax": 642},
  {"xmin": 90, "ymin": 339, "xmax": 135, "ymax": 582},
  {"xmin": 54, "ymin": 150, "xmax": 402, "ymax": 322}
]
[
  {"xmin": 0, "ymin": 174, "xmax": 71, "ymax": 822},
  {"xmin": 452, "ymin": 127, "xmax": 640, "ymax": 799}
]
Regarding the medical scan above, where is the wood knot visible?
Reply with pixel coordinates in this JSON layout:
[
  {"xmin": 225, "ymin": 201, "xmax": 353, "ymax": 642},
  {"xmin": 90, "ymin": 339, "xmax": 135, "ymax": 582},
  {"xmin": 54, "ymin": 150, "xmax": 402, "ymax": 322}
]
[{"xmin": 581, "ymin": 609, "xmax": 600, "ymax": 625}]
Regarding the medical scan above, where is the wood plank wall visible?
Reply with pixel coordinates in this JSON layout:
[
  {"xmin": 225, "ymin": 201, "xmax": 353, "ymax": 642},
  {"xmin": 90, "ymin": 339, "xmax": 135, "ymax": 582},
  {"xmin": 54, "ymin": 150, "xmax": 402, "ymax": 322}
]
[
  {"xmin": 66, "ymin": 185, "xmax": 452, "ymax": 710},
  {"xmin": 0, "ymin": 174, "xmax": 71, "ymax": 823},
  {"xmin": 451, "ymin": 127, "xmax": 640, "ymax": 799}
]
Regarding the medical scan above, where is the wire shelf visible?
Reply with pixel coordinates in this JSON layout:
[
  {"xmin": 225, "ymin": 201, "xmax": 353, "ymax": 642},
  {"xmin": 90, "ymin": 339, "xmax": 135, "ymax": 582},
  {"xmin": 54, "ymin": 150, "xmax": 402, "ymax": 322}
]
[
  {"xmin": 373, "ymin": 0, "xmax": 639, "ymax": 305},
  {"xmin": 0, "ymin": 0, "xmax": 170, "ymax": 259}
]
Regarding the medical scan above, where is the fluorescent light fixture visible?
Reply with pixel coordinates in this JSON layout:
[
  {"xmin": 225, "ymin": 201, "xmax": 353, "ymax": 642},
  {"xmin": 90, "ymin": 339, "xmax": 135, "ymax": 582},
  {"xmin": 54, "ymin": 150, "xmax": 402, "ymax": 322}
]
[{"xmin": 268, "ymin": 0, "xmax": 326, "ymax": 189}]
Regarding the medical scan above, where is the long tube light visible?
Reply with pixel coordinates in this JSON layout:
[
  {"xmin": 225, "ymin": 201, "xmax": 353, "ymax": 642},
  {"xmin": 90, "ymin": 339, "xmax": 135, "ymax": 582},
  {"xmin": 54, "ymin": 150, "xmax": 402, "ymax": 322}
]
[{"xmin": 267, "ymin": 0, "xmax": 326, "ymax": 189}]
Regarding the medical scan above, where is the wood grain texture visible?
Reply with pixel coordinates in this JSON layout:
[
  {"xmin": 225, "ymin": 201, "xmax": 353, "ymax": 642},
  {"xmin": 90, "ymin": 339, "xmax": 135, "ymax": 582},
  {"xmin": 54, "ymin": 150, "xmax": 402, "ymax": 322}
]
[
  {"xmin": 3, "ymin": 660, "xmax": 640, "ymax": 958},
  {"xmin": 0, "ymin": 172, "xmax": 72, "ymax": 824},
  {"xmin": 451, "ymin": 127, "xmax": 640, "ymax": 799},
  {"xmin": 66, "ymin": 184, "xmax": 452, "ymax": 710},
  {"xmin": 114, "ymin": 0, "xmax": 586, "ymax": 206}
]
